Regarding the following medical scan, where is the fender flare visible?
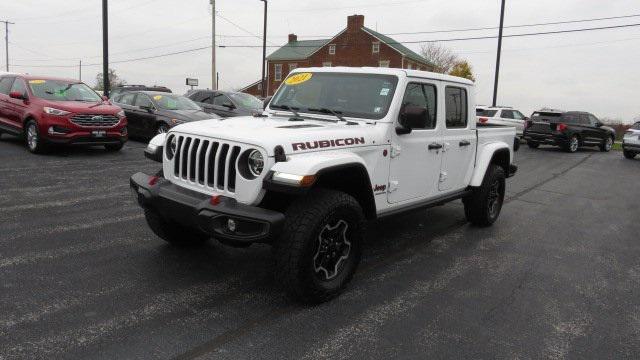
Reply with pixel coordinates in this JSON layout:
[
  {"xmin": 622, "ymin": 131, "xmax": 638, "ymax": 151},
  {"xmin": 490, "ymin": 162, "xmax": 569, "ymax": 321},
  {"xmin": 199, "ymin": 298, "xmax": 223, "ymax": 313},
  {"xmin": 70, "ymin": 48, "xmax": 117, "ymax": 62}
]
[
  {"xmin": 469, "ymin": 142, "xmax": 511, "ymax": 187},
  {"xmin": 269, "ymin": 151, "xmax": 369, "ymax": 177}
]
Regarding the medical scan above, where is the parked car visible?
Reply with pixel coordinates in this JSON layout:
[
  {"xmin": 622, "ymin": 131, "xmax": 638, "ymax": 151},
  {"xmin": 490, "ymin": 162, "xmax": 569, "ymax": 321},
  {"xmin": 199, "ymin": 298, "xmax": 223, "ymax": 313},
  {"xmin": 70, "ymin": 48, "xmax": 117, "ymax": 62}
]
[
  {"xmin": 622, "ymin": 121, "xmax": 640, "ymax": 159},
  {"xmin": 0, "ymin": 74, "xmax": 127, "ymax": 153},
  {"xmin": 476, "ymin": 106, "xmax": 527, "ymax": 137},
  {"xmin": 523, "ymin": 110, "xmax": 615, "ymax": 153},
  {"xmin": 186, "ymin": 90, "xmax": 263, "ymax": 117},
  {"xmin": 132, "ymin": 67, "xmax": 517, "ymax": 303},
  {"xmin": 109, "ymin": 85, "xmax": 171, "ymax": 99},
  {"xmin": 112, "ymin": 91, "xmax": 219, "ymax": 139}
]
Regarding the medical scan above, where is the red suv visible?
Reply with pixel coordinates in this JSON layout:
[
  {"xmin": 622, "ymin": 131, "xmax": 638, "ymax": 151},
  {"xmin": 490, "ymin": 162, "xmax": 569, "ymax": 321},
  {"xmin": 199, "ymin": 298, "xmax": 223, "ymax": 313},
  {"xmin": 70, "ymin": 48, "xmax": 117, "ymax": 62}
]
[{"xmin": 0, "ymin": 74, "xmax": 127, "ymax": 153}]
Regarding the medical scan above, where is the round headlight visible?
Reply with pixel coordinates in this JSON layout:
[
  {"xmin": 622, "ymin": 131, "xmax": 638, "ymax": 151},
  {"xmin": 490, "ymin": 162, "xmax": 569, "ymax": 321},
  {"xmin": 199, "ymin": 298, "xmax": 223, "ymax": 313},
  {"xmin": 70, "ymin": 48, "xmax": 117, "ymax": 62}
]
[
  {"xmin": 247, "ymin": 150, "xmax": 264, "ymax": 176},
  {"xmin": 166, "ymin": 135, "xmax": 177, "ymax": 160}
]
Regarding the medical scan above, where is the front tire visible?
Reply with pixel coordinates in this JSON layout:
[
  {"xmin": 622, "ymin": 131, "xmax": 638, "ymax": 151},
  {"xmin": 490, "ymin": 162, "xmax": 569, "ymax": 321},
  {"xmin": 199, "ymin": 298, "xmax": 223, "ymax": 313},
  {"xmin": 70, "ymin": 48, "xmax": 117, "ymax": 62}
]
[
  {"xmin": 144, "ymin": 209, "xmax": 209, "ymax": 246},
  {"xmin": 464, "ymin": 165, "xmax": 506, "ymax": 227},
  {"xmin": 24, "ymin": 119, "xmax": 48, "ymax": 154},
  {"xmin": 527, "ymin": 140, "xmax": 539, "ymax": 149},
  {"xmin": 274, "ymin": 189, "xmax": 365, "ymax": 304},
  {"xmin": 564, "ymin": 135, "xmax": 579, "ymax": 153},
  {"xmin": 600, "ymin": 136, "xmax": 613, "ymax": 152},
  {"xmin": 623, "ymin": 150, "xmax": 636, "ymax": 159}
]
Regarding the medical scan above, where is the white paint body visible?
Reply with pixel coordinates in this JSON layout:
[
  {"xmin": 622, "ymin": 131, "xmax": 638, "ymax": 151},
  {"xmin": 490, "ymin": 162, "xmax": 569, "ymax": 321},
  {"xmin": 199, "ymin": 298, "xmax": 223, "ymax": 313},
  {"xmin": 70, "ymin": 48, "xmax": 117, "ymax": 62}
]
[
  {"xmin": 476, "ymin": 106, "xmax": 527, "ymax": 136},
  {"xmin": 154, "ymin": 67, "xmax": 516, "ymax": 216}
]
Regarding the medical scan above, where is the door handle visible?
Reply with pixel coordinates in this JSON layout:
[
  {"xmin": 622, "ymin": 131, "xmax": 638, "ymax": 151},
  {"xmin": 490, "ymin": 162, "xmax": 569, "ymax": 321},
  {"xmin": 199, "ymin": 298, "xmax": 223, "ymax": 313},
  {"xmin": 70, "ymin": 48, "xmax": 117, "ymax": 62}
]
[
  {"xmin": 459, "ymin": 140, "xmax": 471, "ymax": 147},
  {"xmin": 428, "ymin": 143, "xmax": 443, "ymax": 150}
]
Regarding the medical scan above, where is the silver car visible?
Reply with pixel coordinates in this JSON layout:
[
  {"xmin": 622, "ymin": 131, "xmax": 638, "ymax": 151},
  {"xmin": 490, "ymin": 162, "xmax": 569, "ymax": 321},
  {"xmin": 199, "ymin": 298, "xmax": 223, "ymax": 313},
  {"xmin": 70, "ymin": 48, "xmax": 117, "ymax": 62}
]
[{"xmin": 622, "ymin": 121, "xmax": 640, "ymax": 159}]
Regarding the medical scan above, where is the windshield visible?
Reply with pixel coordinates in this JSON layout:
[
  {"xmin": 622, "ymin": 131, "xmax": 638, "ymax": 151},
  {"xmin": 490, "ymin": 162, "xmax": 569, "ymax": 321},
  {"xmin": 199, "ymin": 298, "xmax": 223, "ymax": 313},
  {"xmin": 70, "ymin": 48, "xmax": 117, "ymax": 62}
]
[
  {"xmin": 229, "ymin": 93, "xmax": 262, "ymax": 110},
  {"xmin": 151, "ymin": 94, "xmax": 201, "ymax": 110},
  {"xmin": 28, "ymin": 79, "xmax": 102, "ymax": 102},
  {"xmin": 270, "ymin": 72, "xmax": 398, "ymax": 120}
]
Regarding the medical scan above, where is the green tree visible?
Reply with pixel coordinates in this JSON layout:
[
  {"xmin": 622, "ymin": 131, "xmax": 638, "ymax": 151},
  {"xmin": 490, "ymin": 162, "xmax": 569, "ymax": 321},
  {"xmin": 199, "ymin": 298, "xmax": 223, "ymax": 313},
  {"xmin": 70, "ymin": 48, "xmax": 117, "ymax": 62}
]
[
  {"xmin": 94, "ymin": 68, "xmax": 126, "ymax": 91},
  {"xmin": 449, "ymin": 61, "xmax": 475, "ymax": 82}
]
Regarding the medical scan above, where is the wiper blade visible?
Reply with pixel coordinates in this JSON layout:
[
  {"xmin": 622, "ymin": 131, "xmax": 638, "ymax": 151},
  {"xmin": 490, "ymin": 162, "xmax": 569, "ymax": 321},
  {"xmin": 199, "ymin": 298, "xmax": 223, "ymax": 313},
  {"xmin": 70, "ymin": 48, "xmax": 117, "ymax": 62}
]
[
  {"xmin": 270, "ymin": 104, "xmax": 302, "ymax": 119},
  {"xmin": 308, "ymin": 107, "xmax": 357, "ymax": 125}
]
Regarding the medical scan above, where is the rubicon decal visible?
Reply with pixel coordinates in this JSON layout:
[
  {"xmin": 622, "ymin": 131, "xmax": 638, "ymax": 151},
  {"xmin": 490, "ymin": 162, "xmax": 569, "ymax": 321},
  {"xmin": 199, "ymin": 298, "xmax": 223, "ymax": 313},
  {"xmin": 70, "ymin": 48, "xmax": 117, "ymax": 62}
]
[{"xmin": 292, "ymin": 137, "xmax": 365, "ymax": 151}]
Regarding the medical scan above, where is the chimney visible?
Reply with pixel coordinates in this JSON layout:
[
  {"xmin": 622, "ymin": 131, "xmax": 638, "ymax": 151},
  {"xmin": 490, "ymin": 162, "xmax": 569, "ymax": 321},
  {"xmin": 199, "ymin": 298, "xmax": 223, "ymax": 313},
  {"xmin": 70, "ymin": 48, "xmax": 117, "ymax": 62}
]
[
  {"xmin": 288, "ymin": 33, "xmax": 298, "ymax": 43},
  {"xmin": 347, "ymin": 15, "xmax": 364, "ymax": 33}
]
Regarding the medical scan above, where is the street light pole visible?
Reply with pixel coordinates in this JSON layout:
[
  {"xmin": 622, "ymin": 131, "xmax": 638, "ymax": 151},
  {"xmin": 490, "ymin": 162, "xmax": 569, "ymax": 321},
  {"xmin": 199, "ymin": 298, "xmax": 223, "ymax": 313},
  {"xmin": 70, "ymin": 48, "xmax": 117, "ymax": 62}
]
[
  {"xmin": 102, "ymin": 0, "xmax": 110, "ymax": 97},
  {"xmin": 492, "ymin": 0, "xmax": 506, "ymax": 107},
  {"xmin": 260, "ymin": 0, "xmax": 267, "ymax": 98},
  {"xmin": 211, "ymin": 0, "xmax": 217, "ymax": 90}
]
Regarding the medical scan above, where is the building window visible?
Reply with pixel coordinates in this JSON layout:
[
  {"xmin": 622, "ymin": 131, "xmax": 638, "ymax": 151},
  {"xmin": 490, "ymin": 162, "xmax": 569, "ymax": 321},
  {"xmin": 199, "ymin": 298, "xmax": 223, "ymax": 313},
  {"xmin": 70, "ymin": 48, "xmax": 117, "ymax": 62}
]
[
  {"xmin": 323, "ymin": 62, "xmax": 332, "ymax": 67},
  {"xmin": 372, "ymin": 42, "xmax": 380, "ymax": 54},
  {"xmin": 257, "ymin": 83, "xmax": 262, "ymax": 91},
  {"xmin": 274, "ymin": 64, "xmax": 282, "ymax": 81},
  {"xmin": 329, "ymin": 44, "xmax": 336, "ymax": 55},
  {"xmin": 289, "ymin": 63, "xmax": 297, "ymax": 72},
  {"xmin": 379, "ymin": 60, "xmax": 390, "ymax": 68}
]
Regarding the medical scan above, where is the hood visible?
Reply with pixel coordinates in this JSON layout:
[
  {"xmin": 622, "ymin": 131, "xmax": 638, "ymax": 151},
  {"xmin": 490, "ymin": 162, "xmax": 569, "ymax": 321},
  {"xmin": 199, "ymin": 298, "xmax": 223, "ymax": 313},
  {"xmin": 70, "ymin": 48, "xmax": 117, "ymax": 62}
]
[
  {"xmin": 170, "ymin": 115, "xmax": 385, "ymax": 156},
  {"xmin": 167, "ymin": 109, "xmax": 219, "ymax": 122},
  {"xmin": 43, "ymin": 100, "xmax": 121, "ymax": 114}
]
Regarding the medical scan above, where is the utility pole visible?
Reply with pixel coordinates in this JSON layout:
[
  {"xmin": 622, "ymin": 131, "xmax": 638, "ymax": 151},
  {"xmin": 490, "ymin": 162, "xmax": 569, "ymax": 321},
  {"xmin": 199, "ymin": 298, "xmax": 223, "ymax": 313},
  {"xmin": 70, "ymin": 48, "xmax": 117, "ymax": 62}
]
[
  {"xmin": 79, "ymin": 60, "xmax": 82, "ymax": 81},
  {"xmin": 492, "ymin": 0, "xmax": 506, "ymax": 107},
  {"xmin": 1, "ymin": 20, "xmax": 14, "ymax": 72},
  {"xmin": 260, "ymin": 0, "xmax": 267, "ymax": 98},
  {"xmin": 211, "ymin": 0, "xmax": 217, "ymax": 90},
  {"xmin": 102, "ymin": 0, "xmax": 110, "ymax": 97}
]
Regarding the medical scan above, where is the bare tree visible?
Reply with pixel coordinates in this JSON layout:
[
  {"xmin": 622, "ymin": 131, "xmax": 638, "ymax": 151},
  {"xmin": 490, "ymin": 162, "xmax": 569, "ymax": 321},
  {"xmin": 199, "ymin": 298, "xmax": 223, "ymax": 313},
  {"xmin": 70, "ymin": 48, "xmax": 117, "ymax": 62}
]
[{"xmin": 420, "ymin": 42, "xmax": 459, "ymax": 73}]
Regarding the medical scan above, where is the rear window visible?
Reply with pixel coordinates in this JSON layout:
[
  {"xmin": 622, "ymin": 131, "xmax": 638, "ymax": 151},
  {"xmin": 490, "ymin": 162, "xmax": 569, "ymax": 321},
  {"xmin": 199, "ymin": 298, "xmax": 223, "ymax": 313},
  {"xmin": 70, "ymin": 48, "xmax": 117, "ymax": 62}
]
[
  {"xmin": 631, "ymin": 122, "xmax": 640, "ymax": 130},
  {"xmin": 532, "ymin": 112, "xmax": 562, "ymax": 122},
  {"xmin": 477, "ymin": 109, "xmax": 498, "ymax": 117}
]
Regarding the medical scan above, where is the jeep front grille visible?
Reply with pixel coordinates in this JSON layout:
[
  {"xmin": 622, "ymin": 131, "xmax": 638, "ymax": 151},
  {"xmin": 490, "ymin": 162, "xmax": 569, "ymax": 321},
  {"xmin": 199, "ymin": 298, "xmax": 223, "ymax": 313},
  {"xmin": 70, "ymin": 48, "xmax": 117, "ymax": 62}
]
[
  {"xmin": 69, "ymin": 114, "xmax": 120, "ymax": 127},
  {"xmin": 172, "ymin": 135, "xmax": 243, "ymax": 193}
]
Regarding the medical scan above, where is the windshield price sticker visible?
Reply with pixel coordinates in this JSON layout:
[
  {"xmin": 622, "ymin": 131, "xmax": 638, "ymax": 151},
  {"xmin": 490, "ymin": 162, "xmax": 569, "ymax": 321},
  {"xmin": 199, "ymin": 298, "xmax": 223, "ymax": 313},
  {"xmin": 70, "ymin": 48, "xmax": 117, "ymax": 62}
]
[
  {"xmin": 380, "ymin": 88, "xmax": 390, "ymax": 96},
  {"xmin": 29, "ymin": 80, "xmax": 46, "ymax": 84},
  {"xmin": 153, "ymin": 95, "xmax": 163, "ymax": 100},
  {"xmin": 285, "ymin": 73, "xmax": 313, "ymax": 85}
]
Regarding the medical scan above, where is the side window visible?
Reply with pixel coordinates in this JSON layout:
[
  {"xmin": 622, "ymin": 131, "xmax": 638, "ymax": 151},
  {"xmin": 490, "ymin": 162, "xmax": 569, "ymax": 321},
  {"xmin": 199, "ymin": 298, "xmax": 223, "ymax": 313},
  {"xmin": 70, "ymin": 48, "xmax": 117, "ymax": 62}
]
[
  {"xmin": 578, "ymin": 114, "xmax": 590, "ymax": 125},
  {"xmin": 0, "ymin": 77, "xmax": 15, "ymax": 95},
  {"xmin": 400, "ymin": 82, "xmax": 437, "ymax": 130},
  {"xmin": 134, "ymin": 94, "xmax": 153, "ymax": 108},
  {"xmin": 120, "ymin": 93, "xmax": 136, "ymax": 105},
  {"xmin": 445, "ymin": 87, "xmax": 468, "ymax": 128},
  {"xmin": 512, "ymin": 110, "xmax": 525, "ymax": 120},
  {"xmin": 10, "ymin": 78, "xmax": 27, "ymax": 95},
  {"xmin": 213, "ymin": 94, "xmax": 231, "ymax": 106},
  {"xmin": 588, "ymin": 114, "xmax": 600, "ymax": 126},
  {"xmin": 501, "ymin": 110, "xmax": 514, "ymax": 119}
]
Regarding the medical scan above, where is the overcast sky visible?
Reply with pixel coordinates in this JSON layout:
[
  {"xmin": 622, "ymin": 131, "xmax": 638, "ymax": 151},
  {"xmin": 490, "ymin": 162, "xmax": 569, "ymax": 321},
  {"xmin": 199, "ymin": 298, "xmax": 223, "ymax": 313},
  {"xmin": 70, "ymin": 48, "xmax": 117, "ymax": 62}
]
[{"xmin": 2, "ymin": 0, "xmax": 639, "ymax": 122}]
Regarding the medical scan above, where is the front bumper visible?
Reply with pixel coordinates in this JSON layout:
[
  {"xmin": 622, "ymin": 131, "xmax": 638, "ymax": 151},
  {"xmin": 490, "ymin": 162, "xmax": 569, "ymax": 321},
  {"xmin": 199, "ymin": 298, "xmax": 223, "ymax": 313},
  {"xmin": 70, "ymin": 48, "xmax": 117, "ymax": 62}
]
[
  {"xmin": 622, "ymin": 141, "xmax": 640, "ymax": 151},
  {"xmin": 130, "ymin": 172, "xmax": 284, "ymax": 243}
]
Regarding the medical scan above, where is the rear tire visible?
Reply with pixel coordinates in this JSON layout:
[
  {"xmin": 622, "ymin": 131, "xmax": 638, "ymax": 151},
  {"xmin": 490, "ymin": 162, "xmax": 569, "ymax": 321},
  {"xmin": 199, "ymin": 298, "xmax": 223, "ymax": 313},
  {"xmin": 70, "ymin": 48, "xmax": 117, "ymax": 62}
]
[
  {"xmin": 105, "ymin": 142, "xmax": 124, "ymax": 151},
  {"xmin": 464, "ymin": 165, "xmax": 506, "ymax": 227},
  {"xmin": 24, "ymin": 119, "xmax": 48, "ymax": 154},
  {"xmin": 527, "ymin": 141, "xmax": 539, "ymax": 149},
  {"xmin": 144, "ymin": 209, "xmax": 209, "ymax": 246},
  {"xmin": 564, "ymin": 135, "xmax": 579, "ymax": 153},
  {"xmin": 600, "ymin": 136, "xmax": 613, "ymax": 152},
  {"xmin": 274, "ymin": 189, "xmax": 365, "ymax": 304},
  {"xmin": 623, "ymin": 150, "xmax": 636, "ymax": 159}
]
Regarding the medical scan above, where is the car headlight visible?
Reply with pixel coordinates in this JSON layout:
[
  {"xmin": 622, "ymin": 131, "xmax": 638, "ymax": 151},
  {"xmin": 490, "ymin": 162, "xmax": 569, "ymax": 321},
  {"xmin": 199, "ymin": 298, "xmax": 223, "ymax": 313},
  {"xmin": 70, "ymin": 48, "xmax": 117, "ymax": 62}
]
[
  {"xmin": 166, "ymin": 135, "xmax": 177, "ymax": 160},
  {"xmin": 43, "ymin": 107, "xmax": 71, "ymax": 116},
  {"xmin": 117, "ymin": 110, "xmax": 125, "ymax": 118},
  {"xmin": 247, "ymin": 150, "xmax": 264, "ymax": 177}
]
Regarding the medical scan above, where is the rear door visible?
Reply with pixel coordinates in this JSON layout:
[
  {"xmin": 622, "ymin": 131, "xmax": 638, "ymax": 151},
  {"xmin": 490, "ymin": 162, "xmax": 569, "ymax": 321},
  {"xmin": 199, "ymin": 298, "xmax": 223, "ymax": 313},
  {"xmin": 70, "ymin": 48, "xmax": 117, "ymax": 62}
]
[
  {"xmin": 388, "ymin": 81, "xmax": 442, "ymax": 203},
  {"xmin": 133, "ymin": 93, "xmax": 158, "ymax": 137},
  {"xmin": 6, "ymin": 77, "xmax": 29, "ymax": 129},
  {"xmin": 439, "ymin": 86, "xmax": 476, "ymax": 192},
  {"xmin": 0, "ymin": 77, "xmax": 15, "ymax": 130},
  {"xmin": 500, "ymin": 109, "xmax": 525, "ymax": 135},
  {"xmin": 115, "ymin": 93, "xmax": 139, "ymax": 134}
]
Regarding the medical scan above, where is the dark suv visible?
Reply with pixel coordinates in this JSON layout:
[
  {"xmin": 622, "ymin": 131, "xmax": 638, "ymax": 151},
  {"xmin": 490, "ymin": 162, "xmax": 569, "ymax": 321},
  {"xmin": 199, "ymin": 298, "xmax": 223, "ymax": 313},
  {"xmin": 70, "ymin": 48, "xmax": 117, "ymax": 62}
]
[
  {"xmin": 109, "ymin": 85, "xmax": 171, "ymax": 99},
  {"xmin": 186, "ymin": 90, "xmax": 263, "ymax": 117},
  {"xmin": 523, "ymin": 111, "xmax": 615, "ymax": 153}
]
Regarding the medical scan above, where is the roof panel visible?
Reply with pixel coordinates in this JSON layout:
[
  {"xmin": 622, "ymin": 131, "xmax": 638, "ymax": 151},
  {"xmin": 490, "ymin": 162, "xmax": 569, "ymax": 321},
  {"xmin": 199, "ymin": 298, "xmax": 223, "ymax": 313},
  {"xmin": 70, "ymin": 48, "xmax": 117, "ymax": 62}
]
[{"xmin": 267, "ymin": 39, "xmax": 329, "ymax": 61}]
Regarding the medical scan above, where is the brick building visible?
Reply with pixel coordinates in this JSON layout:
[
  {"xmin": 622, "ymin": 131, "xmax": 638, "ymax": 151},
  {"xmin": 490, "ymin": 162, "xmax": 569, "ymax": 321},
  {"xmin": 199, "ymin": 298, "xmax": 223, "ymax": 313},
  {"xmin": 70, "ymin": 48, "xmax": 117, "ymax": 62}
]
[{"xmin": 240, "ymin": 14, "xmax": 434, "ymax": 97}]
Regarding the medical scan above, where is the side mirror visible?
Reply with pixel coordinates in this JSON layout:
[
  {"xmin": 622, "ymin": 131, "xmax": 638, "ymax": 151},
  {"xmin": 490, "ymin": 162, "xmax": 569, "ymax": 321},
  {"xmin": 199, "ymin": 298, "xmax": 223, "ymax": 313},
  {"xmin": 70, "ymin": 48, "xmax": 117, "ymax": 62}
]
[
  {"xmin": 596, "ymin": 121, "xmax": 603, "ymax": 127},
  {"xmin": 397, "ymin": 105, "xmax": 429, "ymax": 134},
  {"xmin": 140, "ymin": 105, "xmax": 154, "ymax": 113},
  {"xmin": 263, "ymin": 96, "xmax": 272, "ymax": 110},
  {"xmin": 9, "ymin": 91, "xmax": 26, "ymax": 100}
]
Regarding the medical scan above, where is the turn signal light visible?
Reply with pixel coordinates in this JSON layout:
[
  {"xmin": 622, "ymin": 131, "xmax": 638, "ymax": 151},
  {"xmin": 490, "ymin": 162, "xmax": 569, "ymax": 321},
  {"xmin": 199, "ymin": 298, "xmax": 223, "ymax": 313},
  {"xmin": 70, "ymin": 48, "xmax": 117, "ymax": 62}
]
[
  {"xmin": 557, "ymin": 123, "xmax": 568, "ymax": 132},
  {"xmin": 479, "ymin": 117, "xmax": 488, "ymax": 123}
]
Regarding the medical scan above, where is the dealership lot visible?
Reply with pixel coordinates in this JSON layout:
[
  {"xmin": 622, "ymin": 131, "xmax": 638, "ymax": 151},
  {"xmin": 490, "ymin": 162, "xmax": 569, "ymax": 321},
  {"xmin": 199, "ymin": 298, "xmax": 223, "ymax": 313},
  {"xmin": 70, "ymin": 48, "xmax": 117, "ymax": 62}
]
[{"xmin": 1, "ymin": 138, "xmax": 639, "ymax": 359}]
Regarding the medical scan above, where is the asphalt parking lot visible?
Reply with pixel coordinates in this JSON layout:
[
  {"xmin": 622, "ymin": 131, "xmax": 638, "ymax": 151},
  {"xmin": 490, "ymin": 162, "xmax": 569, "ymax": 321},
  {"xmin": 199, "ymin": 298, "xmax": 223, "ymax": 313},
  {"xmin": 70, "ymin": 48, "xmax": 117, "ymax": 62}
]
[{"xmin": 1, "ymin": 136, "xmax": 639, "ymax": 359}]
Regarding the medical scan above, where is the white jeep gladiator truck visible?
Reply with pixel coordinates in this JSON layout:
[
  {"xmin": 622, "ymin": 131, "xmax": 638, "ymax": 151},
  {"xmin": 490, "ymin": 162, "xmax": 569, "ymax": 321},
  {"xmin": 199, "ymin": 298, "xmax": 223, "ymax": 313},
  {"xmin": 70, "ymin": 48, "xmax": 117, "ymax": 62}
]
[{"xmin": 131, "ymin": 67, "xmax": 517, "ymax": 303}]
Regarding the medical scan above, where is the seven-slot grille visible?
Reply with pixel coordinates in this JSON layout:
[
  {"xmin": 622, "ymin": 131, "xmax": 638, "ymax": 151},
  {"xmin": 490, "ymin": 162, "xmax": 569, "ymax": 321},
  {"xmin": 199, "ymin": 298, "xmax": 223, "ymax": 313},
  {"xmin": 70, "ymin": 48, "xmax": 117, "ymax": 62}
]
[
  {"xmin": 69, "ymin": 114, "xmax": 120, "ymax": 127},
  {"xmin": 172, "ymin": 135, "xmax": 244, "ymax": 193}
]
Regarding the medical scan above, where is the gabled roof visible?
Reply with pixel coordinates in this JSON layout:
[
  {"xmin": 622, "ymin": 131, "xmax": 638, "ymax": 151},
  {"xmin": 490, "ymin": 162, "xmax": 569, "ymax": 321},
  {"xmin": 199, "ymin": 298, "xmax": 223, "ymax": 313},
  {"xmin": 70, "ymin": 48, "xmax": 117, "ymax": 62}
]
[
  {"xmin": 267, "ymin": 39, "xmax": 329, "ymax": 61},
  {"xmin": 363, "ymin": 27, "xmax": 433, "ymax": 66}
]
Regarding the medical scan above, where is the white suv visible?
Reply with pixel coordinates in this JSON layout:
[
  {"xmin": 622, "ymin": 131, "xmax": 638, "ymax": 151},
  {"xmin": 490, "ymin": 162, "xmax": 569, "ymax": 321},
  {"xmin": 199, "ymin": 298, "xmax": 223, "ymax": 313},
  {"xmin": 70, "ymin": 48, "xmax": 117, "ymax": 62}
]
[
  {"xmin": 622, "ymin": 121, "xmax": 640, "ymax": 159},
  {"xmin": 476, "ymin": 106, "xmax": 528, "ymax": 137}
]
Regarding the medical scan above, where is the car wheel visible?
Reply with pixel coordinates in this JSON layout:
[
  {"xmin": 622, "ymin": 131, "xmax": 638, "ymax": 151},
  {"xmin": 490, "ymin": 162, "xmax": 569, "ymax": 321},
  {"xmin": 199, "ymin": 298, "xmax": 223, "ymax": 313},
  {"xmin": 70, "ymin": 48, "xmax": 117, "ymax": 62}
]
[
  {"xmin": 144, "ymin": 209, "xmax": 210, "ymax": 246},
  {"xmin": 463, "ymin": 164, "xmax": 506, "ymax": 227},
  {"xmin": 274, "ymin": 188, "xmax": 365, "ymax": 304},
  {"xmin": 600, "ymin": 136, "xmax": 613, "ymax": 152},
  {"xmin": 623, "ymin": 150, "xmax": 636, "ymax": 159},
  {"xmin": 527, "ymin": 141, "xmax": 539, "ymax": 149},
  {"xmin": 157, "ymin": 124, "xmax": 169, "ymax": 135},
  {"xmin": 24, "ymin": 119, "xmax": 48, "ymax": 154},
  {"xmin": 565, "ymin": 135, "xmax": 579, "ymax": 153},
  {"xmin": 104, "ymin": 143, "xmax": 124, "ymax": 152}
]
